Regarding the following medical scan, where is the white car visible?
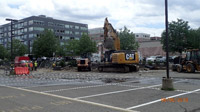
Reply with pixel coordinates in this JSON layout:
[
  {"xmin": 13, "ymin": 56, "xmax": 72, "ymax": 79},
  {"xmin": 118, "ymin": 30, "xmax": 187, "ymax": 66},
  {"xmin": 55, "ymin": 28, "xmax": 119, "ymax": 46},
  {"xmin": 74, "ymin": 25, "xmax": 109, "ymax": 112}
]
[
  {"xmin": 156, "ymin": 56, "xmax": 166, "ymax": 63},
  {"xmin": 146, "ymin": 56, "xmax": 157, "ymax": 62}
]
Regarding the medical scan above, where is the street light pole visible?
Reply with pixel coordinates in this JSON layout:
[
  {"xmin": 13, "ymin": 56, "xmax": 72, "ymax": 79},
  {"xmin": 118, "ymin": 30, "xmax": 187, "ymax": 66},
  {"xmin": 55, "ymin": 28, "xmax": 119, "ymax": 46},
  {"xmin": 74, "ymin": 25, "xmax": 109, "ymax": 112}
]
[
  {"xmin": 6, "ymin": 18, "xmax": 18, "ymax": 61},
  {"xmin": 165, "ymin": 0, "xmax": 169, "ymax": 78},
  {"xmin": 162, "ymin": 0, "xmax": 174, "ymax": 90}
]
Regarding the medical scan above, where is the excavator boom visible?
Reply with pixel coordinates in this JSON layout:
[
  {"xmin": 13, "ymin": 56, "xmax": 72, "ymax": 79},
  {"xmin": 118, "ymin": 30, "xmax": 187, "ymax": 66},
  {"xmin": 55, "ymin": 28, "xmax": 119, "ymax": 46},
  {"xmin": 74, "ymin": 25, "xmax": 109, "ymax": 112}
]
[{"xmin": 103, "ymin": 18, "xmax": 120, "ymax": 50}]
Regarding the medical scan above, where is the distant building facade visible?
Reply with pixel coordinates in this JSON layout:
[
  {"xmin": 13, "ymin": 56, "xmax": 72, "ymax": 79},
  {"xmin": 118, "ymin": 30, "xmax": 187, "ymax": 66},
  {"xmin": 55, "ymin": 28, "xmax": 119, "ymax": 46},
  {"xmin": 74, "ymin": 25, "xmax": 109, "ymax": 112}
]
[
  {"xmin": 134, "ymin": 33, "xmax": 151, "ymax": 42},
  {"xmin": 138, "ymin": 40, "xmax": 165, "ymax": 57},
  {"xmin": 89, "ymin": 27, "xmax": 104, "ymax": 44},
  {"xmin": 0, "ymin": 15, "xmax": 88, "ymax": 53},
  {"xmin": 89, "ymin": 27, "xmax": 105, "ymax": 58},
  {"xmin": 88, "ymin": 28, "xmax": 165, "ymax": 57}
]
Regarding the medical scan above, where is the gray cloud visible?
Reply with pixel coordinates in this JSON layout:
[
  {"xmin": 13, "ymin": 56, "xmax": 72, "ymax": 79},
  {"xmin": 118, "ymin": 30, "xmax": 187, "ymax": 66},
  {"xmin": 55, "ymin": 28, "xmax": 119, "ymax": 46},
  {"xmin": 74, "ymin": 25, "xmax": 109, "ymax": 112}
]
[
  {"xmin": 57, "ymin": 7, "xmax": 110, "ymax": 21},
  {"xmin": 0, "ymin": 0, "xmax": 199, "ymax": 36}
]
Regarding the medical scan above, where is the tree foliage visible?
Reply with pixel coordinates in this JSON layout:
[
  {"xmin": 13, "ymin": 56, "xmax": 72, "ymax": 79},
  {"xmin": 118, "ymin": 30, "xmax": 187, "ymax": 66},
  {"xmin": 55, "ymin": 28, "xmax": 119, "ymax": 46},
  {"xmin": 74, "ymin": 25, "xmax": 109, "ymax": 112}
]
[
  {"xmin": 56, "ymin": 43, "xmax": 67, "ymax": 57},
  {"xmin": 66, "ymin": 33, "xmax": 97, "ymax": 57},
  {"xmin": 188, "ymin": 28, "xmax": 200, "ymax": 49},
  {"xmin": 12, "ymin": 39, "xmax": 28, "ymax": 58},
  {"xmin": 66, "ymin": 39, "xmax": 80, "ymax": 56},
  {"xmin": 0, "ymin": 45, "xmax": 9, "ymax": 59},
  {"xmin": 78, "ymin": 33, "xmax": 97, "ymax": 56},
  {"xmin": 32, "ymin": 29, "xmax": 59, "ymax": 57},
  {"xmin": 161, "ymin": 19, "xmax": 190, "ymax": 53},
  {"xmin": 119, "ymin": 26, "xmax": 139, "ymax": 50}
]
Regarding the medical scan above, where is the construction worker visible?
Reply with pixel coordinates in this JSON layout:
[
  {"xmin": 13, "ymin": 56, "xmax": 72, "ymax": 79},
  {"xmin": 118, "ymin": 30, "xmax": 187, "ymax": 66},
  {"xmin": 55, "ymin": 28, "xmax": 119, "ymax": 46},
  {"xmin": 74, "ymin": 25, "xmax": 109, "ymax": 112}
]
[
  {"xmin": 30, "ymin": 61, "xmax": 33, "ymax": 71},
  {"xmin": 34, "ymin": 61, "xmax": 38, "ymax": 71},
  {"xmin": 25, "ymin": 62, "xmax": 29, "ymax": 67}
]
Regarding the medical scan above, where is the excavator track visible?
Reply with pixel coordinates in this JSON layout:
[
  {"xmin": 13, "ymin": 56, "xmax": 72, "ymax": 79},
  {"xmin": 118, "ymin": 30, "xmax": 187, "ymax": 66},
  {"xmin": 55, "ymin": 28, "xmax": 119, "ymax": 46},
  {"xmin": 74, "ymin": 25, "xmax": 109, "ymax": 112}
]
[{"xmin": 98, "ymin": 63, "xmax": 139, "ymax": 73}]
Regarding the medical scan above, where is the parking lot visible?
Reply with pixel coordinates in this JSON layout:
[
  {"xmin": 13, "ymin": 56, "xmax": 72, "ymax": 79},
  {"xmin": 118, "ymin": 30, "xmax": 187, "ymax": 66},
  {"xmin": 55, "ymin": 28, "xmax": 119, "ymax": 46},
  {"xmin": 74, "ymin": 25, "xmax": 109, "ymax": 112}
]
[{"xmin": 0, "ymin": 69, "xmax": 200, "ymax": 112}]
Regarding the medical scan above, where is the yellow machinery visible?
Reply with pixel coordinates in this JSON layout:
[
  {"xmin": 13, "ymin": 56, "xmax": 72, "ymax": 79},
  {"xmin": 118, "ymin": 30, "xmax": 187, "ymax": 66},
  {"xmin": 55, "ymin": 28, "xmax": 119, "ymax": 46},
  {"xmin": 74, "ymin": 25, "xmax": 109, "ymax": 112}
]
[
  {"xmin": 173, "ymin": 49, "xmax": 200, "ymax": 73},
  {"xmin": 98, "ymin": 18, "xmax": 139, "ymax": 72},
  {"xmin": 77, "ymin": 58, "xmax": 91, "ymax": 71}
]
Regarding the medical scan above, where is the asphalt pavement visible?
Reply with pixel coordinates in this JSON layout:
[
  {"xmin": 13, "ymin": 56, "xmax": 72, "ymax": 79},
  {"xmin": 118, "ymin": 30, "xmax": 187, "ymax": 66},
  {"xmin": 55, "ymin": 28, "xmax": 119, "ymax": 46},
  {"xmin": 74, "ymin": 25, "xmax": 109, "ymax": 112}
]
[{"xmin": 0, "ymin": 69, "xmax": 200, "ymax": 112}]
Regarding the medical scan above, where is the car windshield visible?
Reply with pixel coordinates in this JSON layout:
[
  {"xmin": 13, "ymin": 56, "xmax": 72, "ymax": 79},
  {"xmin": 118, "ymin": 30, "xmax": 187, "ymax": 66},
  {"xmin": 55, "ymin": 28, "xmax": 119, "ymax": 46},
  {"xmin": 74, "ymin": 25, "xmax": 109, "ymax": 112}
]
[{"xmin": 156, "ymin": 56, "xmax": 162, "ymax": 58}]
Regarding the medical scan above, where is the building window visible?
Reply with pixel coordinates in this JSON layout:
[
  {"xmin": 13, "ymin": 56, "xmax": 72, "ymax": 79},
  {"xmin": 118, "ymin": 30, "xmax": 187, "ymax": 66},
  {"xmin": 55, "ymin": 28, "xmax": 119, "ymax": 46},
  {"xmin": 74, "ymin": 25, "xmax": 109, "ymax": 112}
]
[
  {"xmin": 59, "ymin": 24, "xmax": 64, "ymax": 28},
  {"xmin": 29, "ymin": 34, "xmax": 34, "ymax": 38},
  {"xmin": 18, "ymin": 30, "xmax": 20, "ymax": 34},
  {"xmin": 4, "ymin": 27, "xmax": 7, "ymax": 31},
  {"xmin": 29, "ymin": 27, "xmax": 33, "ymax": 32},
  {"xmin": 8, "ymin": 26, "xmax": 11, "ymax": 31},
  {"xmin": 24, "ymin": 28, "xmax": 27, "ymax": 32},
  {"xmin": 70, "ymin": 37, "xmax": 74, "ymax": 40},
  {"xmin": 48, "ymin": 22, "xmax": 54, "ymax": 26},
  {"xmin": 18, "ymin": 23, "xmax": 23, "ymax": 28},
  {"xmin": 29, "ymin": 20, "xmax": 33, "ymax": 25},
  {"xmin": 65, "ymin": 25, "xmax": 69, "ymax": 28},
  {"xmin": 65, "ymin": 31, "xmax": 69, "ymax": 34},
  {"xmin": 4, "ymin": 33, "xmax": 7, "ymax": 37},
  {"xmin": 8, "ymin": 32, "xmax": 11, "ymax": 37},
  {"xmin": 14, "ymin": 24, "xmax": 18, "ymax": 28},
  {"xmin": 23, "ymin": 35, "xmax": 27, "ymax": 39},
  {"xmin": 33, "ymin": 20, "xmax": 44, "ymax": 25},
  {"xmin": 75, "ymin": 26, "xmax": 79, "ymax": 29},
  {"xmin": 33, "ymin": 27, "xmax": 44, "ymax": 31},
  {"xmin": 20, "ymin": 35, "xmax": 23, "ymax": 40},
  {"xmin": 14, "ymin": 30, "xmax": 17, "ymax": 35},
  {"xmin": 63, "ymin": 36, "xmax": 70, "ymax": 40},
  {"xmin": 75, "ymin": 32, "xmax": 79, "ymax": 35},
  {"xmin": 24, "ymin": 22, "xmax": 27, "ymax": 26},
  {"xmin": 60, "ymin": 30, "xmax": 65, "ymax": 34},
  {"xmin": 70, "ymin": 25, "xmax": 74, "ymax": 29},
  {"xmin": 8, "ymin": 38, "xmax": 11, "ymax": 42},
  {"xmin": 48, "ymin": 28, "xmax": 54, "ymax": 32},
  {"xmin": 80, "ymin": 27, "xmax": 87, "ymax": 31},
  {"xmin": 75, "ymin": 38, "xmax": 79, "ymax": 40}
]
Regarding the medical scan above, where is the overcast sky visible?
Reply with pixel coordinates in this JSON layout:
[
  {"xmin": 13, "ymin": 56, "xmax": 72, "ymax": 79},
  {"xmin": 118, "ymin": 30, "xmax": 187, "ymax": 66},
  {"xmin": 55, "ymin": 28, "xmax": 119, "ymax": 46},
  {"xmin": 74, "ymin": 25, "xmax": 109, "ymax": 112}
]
[{"xmin": 0, "ymin": 0, "xmax": 200, "ymax": 36}]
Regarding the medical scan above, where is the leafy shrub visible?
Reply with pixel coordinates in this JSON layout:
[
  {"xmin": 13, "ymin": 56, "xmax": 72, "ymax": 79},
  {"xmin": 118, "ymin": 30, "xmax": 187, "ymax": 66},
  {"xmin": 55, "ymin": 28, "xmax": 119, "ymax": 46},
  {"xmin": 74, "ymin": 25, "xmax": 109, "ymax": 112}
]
[{"xmin": 67, "ymin": 59, "xmax": 77, "ymax": 67}]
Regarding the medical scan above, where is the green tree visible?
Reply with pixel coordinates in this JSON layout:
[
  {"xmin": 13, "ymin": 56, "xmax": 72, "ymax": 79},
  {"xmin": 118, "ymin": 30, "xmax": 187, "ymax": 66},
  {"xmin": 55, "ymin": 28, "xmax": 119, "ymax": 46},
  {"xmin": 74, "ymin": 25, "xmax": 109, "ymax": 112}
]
[
  {"xmin": 65, "ymin": 34, "xmax": 97, "ymax": 57},
  {"xmin": 119, "ymin": 26, "xmax": 139, "ymax": 50},
  {"xmin": 11, "ymin": 39, "xmax": 28, "ymax": 58},
  {"xmin": 78, "ymin": 33, "xmax": 97, "ymax": 57},
  {"xmin": 66, "ymin": 39, "xmax": 80, "ymax": 56},
  {"xmin": 32, "ymin": 29, "xmax": 59, "ymax": 57},
  {"xmin": 161, "ymin": 19, "xmax": 190, "ymax": 53},
  {"xmin": 0, "ymin": 45, "xmax": 9, "ymax": 59},
  {"xmin": 56, "ymin": 42, "xmax": 67, "ymax": 57},
  {"xmin": 188, "ymin": 28, "xmax": 200, "ymax": 49}
]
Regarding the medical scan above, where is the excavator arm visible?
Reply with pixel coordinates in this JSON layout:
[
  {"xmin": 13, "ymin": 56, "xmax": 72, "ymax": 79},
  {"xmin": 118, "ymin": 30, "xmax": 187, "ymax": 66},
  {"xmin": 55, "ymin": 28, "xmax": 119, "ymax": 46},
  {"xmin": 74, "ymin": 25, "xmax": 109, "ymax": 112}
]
[{"xmin": 103, "ymin": 18, "xmax": 120, "ymax": 51}]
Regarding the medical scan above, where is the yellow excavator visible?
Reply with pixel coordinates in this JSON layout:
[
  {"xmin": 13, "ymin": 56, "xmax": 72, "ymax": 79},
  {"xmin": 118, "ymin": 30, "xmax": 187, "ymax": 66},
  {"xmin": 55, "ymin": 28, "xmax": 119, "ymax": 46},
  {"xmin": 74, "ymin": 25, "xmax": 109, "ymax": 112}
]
[{"xmin": 98, "ymin": 18, "xmax": 139, "ymax": 72}]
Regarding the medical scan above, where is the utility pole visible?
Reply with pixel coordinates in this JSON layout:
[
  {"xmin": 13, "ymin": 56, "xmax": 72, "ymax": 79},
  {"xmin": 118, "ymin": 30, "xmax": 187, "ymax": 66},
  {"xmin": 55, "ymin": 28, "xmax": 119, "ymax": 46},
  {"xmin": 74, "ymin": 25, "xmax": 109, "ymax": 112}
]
[
  {"xmin": 162, "ymin": 0, "xmax": 174, "ymax": 90},
  {"xmin": 6, "ymin": 18, "xmax": 18, "ymax": 61}
]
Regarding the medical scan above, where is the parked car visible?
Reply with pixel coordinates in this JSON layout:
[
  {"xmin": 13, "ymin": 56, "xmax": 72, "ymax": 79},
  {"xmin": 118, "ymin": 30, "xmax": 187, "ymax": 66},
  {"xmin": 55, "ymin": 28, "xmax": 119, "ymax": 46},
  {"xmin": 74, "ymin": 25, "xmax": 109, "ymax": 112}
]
[
  {"xmin": 146, "ymin": 56, "xmax": 157, "ymax": 62},
  {"xmin": 156, "ymin": 56, "xmax": 166, "ymax": 63}
]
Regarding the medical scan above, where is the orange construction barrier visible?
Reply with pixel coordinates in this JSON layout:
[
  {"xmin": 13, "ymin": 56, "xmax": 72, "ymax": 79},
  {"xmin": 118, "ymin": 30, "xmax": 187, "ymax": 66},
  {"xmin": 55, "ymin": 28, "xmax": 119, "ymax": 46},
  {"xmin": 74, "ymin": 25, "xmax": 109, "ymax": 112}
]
[{"xmin": 15, "ymin": 67, "xmax": 30, "ymax": 75}]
